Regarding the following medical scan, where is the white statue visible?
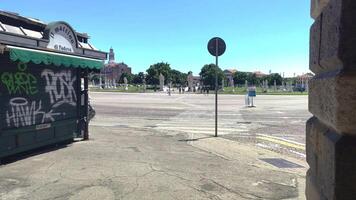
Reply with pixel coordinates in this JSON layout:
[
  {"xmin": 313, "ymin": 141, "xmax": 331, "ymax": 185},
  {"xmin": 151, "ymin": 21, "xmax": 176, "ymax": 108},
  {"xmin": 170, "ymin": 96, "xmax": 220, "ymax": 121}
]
[
  {"xmin": 159, "ymin": 73, "xmax": 165, "ymax": 91},
  {"xmin": 124, "ymin": 77, "xmax": 128, "ymax": 91}
]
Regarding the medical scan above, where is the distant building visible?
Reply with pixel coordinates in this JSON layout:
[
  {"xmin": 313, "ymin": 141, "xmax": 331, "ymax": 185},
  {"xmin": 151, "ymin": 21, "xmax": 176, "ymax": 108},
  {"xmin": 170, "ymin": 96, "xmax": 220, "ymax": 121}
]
[
  {"xmin": 253, "ymin": 71, "xmax": 267, "ymax": 78},
  {"xmin": 224, "ymin": 69, "xmax": 237, "ymax": 86},
  {"xmin": 224, "ymin": 69, "xmax": 237, "ymax": 77},
  {"xmin": 187, "ymin": 73, "xmax": 201, "ymax": 89},
  {"xmin": 192, "ymin": 76, "xmax": 201, "ymax": 86},
  {"xmin": 101, "ymin": 48, "xmax": 131, "ymax": 84},
  {"xmin": 296, "ymin": 73, "xmax": 314, "ymax": 85}
]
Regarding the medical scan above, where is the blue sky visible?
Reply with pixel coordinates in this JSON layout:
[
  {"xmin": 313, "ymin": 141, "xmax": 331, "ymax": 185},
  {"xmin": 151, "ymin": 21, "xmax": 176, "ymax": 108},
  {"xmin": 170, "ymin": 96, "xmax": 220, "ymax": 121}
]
[{"xmin": 1, "ymin": 0, "xmax": 313, "ymax": 76}]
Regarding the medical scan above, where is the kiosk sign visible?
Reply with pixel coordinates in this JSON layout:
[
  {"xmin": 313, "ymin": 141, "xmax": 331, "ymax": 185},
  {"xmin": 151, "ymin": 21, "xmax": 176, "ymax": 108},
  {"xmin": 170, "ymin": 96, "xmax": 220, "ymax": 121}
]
[{"xmin": 46, "ymin": 22, "xmax": 77, "ymax": 53}]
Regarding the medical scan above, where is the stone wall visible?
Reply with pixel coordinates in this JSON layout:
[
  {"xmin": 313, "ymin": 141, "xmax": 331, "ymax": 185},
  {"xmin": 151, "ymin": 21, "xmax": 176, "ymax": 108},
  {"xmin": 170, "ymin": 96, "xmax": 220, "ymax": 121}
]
[{"xmin": 307, "ymin": 0, "xmax": 356, "ymax": 199}]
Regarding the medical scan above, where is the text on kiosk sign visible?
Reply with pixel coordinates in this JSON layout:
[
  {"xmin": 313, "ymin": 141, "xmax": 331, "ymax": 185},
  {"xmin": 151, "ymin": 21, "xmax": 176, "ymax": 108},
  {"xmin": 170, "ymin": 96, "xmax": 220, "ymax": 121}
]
[{"xmin": 47, "ymin": 24, "xmax": 76, "ymax": 53}]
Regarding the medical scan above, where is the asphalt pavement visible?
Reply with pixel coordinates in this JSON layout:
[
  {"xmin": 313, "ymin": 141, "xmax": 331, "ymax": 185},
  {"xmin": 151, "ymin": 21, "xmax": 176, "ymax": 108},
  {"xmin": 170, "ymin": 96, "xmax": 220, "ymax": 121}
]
[
  {"xmin": 91, "ymin": 92, "xmax": 310, "ymax": 158},
  {"xmin": 0, "ymin": 92, "xmax": 310, "ymax": 200}
]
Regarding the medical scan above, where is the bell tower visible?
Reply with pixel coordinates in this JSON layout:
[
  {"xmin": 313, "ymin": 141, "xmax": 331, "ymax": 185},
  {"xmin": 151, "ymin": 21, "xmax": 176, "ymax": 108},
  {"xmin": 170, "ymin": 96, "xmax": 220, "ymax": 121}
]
[{"xmin": 109, "ymin": 47, "xmax": 115, "ymax": 63}]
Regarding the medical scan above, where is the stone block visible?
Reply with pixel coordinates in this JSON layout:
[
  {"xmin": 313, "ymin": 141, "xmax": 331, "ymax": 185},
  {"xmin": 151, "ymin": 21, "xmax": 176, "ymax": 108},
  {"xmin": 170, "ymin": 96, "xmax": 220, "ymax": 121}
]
[
  {"xmin": 306, "ymin": 170, "xmax": 321, "ymax": 200},
  {"xmin": 306, "ymin": 117, "xmax": 338, "ymax": 199},
  {"xmin": 311, "ymin": 0, "xmax": 330, "ymax": 19},
  {"xmin": 309, "ymin": 0, "xmax": 356, "ymax": 74},
  {"xmin": 306, "ymin": 117, "xmax": 327, "ymax": 173},
  {"xmin": 309, "ymin": 17, "xmax": 322, "ymax": 73},
  {"xmin": 309, "ymin": 71, "xmax": 356, "ymax": 134},
  {"xmin": 306, "ymin": 117, "xmax": 356, "ymax": 199}
]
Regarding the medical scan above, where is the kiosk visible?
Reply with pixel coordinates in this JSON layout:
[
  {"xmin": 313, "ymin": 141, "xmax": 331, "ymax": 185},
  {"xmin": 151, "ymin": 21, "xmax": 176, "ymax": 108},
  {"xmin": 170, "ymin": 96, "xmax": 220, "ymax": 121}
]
[{"xmin": 0, "ymin": 11, "xmax": 107, "ymax": 158}]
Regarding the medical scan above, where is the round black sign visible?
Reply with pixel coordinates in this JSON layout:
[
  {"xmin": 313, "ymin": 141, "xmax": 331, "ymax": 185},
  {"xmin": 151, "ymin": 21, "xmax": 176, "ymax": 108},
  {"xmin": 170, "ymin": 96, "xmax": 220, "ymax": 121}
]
[{"xmin": 207, "ymin": 37, "xmax": 226, "ymax": 57}]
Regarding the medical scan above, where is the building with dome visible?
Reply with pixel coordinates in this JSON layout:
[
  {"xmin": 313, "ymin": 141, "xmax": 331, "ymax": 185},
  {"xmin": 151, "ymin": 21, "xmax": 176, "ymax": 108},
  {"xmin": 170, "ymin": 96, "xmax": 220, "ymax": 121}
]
[{"xmin": 101, "ymin": 48, "xmax": 131, "ymax": 87}]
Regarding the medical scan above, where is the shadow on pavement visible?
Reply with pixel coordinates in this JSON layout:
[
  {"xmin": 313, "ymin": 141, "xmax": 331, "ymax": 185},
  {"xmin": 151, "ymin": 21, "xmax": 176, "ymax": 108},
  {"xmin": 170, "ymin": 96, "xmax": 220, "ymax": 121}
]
[
  {"xmin": 178, "ymin": 136, "xmax": 215, "ymax": 142},
  {"xmin": 0, "ymin": 139, "xmax": 78, "ymax": 165}
]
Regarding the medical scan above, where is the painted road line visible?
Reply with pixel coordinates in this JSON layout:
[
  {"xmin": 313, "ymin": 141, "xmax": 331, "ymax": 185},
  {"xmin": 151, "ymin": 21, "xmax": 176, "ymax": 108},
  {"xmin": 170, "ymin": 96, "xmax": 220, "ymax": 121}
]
[
  {"xmin": 289, "ymin": 149, "xmax": 306, "ymax": 158},
  {"xmin": 256, "ymin": 135, "xmax": 305, "ymax": 151},
  {"xmin": 257, "ymin": 134, "xmax": 305, "ymax": 146},
  {"xmin": 157, "ymin": 124, "xmax": 242, "ymax": 127},
  {"xmin": 155, "ymin": 126, "xmax": 248, "ymax": 131},
  {"xmin": 155, "ymin": 126, "xmax": 245, "ymax": 131},
  {"xmin": 256, "ymin": 143, "xmax": 306, "ymax": 158},
  {"xmin": 155, "ymin": 129, "xmax": 233, "ymax": 135}
]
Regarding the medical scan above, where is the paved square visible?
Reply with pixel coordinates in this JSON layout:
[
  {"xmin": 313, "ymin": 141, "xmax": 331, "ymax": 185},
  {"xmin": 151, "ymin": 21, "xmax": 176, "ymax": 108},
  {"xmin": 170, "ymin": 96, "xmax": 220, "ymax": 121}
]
[{"xmin": 0, "ymin": 92, "xmax": 310, "ymax": 200}]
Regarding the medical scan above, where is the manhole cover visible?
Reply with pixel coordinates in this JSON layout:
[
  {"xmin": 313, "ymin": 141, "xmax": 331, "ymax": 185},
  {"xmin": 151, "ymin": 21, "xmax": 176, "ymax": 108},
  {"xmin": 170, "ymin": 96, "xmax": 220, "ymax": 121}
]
[{"xmin": 260, "ymin": 158, "xmax": 303, "ymax": 168}]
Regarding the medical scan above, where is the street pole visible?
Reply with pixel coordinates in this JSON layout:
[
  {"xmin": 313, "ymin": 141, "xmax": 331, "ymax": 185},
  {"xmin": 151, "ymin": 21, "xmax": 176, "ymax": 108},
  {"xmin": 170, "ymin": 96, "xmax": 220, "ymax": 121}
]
[
  {"xmin": 83, "ymin": 69, "xmax": 89, "ymax": 140},
  {"xmin": 99, "ymin": 71, "xmax": 102, "ymax": 89},
  {"xmin": 215, "ymin": 40, "xmax": 218, "ymax": 137},
  {"xmin": 208, "ymin": 37, "xmax": 226, "ymax": 138}
]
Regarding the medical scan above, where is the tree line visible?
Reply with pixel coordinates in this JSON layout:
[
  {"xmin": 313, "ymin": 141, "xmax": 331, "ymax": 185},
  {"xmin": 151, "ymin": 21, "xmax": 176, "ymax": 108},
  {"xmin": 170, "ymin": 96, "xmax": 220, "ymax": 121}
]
[
  {"xmin": 198, "ymin": 64, "xmax": 283, "ymax": 88},
  {"xmin": 232, "ymin": 71, "xmax": 283, "ymax": 86},
  {"xmin": 94, "ymin": 62, "xmax": 285, "ymax": 88},
  {"xmin": 120, "ymin": 62, "xmax": 188, "ymax": 86}
]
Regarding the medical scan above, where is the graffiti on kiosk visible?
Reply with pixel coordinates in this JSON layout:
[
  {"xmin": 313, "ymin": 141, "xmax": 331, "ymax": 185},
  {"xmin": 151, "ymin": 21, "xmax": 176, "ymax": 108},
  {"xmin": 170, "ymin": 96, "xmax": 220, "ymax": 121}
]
[
  {"xmin": 41, "ymin": 69, "xmax": 77, "ymax": 108},
  {"xmin": 1, "ymin": 63, "xmax": 38, "ymax": 95},
  {"xmin": 1, "ymin": 64, "xmax": 78, "ymax": 128},
  {"xmin": 6, "ymin": 97, "xmax": 62, "ymax": 128}
]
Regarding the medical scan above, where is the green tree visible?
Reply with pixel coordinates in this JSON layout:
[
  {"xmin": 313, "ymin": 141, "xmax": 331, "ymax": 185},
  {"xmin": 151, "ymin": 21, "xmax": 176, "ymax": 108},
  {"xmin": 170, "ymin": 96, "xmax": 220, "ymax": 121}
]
[
  {"xmin": 265, "ymin": 73, "xmax": 283, "ymax": 85},
  {"xmin": 199, "ymin": 64, "xmax": 225, "ymax": 89},
  {"xmin": 146, "ymin": 62, "xmax": 171, "ymax": 86},
  {"xmin": 233, "ymin": 71, "xmax": 249, "ymax": 85},
  {"xmin": 170, "ymin": 69, "xmax": 187, "ymax": 86},
  {"xmin": 132, "ymin": 72, "xmax": 145, "ymax": 84},
  {"xmin": 246, "ymin": 73, "xmax": 258, "ymax": 85},
  {"xmin": 120, "ymin": 72, "xmax": 133, "ymax": 83}
]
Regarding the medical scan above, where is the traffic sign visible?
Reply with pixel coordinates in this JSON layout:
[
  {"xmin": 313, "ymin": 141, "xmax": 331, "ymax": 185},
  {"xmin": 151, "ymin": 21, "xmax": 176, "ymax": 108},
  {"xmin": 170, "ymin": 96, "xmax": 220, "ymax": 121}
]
[{"xmin": 207, "ymin": 37, "xmax": 226, "ymax": 57}]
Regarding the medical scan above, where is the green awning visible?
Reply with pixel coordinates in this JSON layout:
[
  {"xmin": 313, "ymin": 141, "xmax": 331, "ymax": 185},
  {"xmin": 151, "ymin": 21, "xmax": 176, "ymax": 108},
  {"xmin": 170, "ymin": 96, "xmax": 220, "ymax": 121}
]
[{"xmin": 7, "ymin": 46, "xmax": 104, "ymax": 69}]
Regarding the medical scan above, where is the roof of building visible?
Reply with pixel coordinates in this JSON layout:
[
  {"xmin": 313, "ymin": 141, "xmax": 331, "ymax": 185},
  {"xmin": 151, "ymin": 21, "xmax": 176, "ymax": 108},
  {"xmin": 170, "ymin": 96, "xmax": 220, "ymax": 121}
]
[
  {"xmin": 297, "ymin": 73, "xmax": 314, "ymax": 79},
  {"xmin": 224, "ymin": 69, "xmax": 237, "ymax": 74},
  {"xmin": 253, "ymin": 71, "xmax": 267, "ymax": 77},
  {"xmin": 0, "ymin": 10, "xmax": 107, "ymax": 60},
  {"xmin": 105, "ymin": 61, "xmax": 130, "ymax": 68}
]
